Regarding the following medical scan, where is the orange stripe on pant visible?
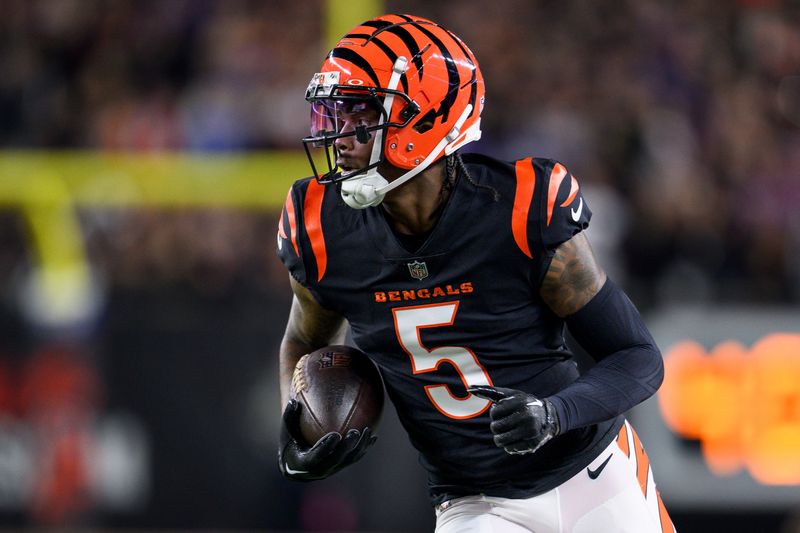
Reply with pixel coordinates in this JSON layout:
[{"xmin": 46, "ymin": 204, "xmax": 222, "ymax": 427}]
[
  {"xmin": 616, "ymin": 422, "xmax": 630, "ymax": 458},
  {"xmin": 632, "ymin": 429, "xmax": 650, "ymax": 497},
  {"xmin": 617, "ymin": 422, "xmax": 676, "ymax": 533},
  {"xmin": 657, "ymin": 490, "xmax": 675, "ymax": 533}
]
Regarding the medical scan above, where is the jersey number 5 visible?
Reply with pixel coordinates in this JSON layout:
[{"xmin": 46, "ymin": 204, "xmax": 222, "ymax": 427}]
[{"xmin": 392, "ymin": 302, "xmax": 492, "ymax": 419}]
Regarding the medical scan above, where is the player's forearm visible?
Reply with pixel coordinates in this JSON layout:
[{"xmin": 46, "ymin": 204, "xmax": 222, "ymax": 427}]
[
  {"xmin": 549, "ymin": 278, "xmax": 664, "ymax": 432},
  {"xmin": 279, "ymin": 334, "xmax": 316, "ymax": 408},
  {"xmin": 546, "ymin": 344, "xmax": 663, "ymax": 432},
  {"xmin": 278, "ymin": 312, "xmax": 348, "ymax": 407},
  {"xmin": 279, "ymin": 327, "xmax": 348, "ymax": 407},
  {"xmin": 279, "ymin": 280, "xmax": 348, "ymax": 407}
]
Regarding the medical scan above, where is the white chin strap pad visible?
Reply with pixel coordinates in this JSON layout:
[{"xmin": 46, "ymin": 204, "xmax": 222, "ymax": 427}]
[{"xmin": 340, "ymin": 171, "xmax": 389, "ymax": 209}]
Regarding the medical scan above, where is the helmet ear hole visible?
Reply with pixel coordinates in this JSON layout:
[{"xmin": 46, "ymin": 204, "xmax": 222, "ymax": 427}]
[{"xmin": 413, "ymin": 110, "xmax": 437, "ymax": 134}]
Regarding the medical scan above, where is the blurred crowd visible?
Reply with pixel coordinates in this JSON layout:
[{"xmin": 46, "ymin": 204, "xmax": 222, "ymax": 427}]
[
  {"xmin": 0, "ymin": 0, "xmax": 798, "ymax": 306},
  {"xmin": 426, "ymin": 0, "xmax": 800, "ymax": 306}
]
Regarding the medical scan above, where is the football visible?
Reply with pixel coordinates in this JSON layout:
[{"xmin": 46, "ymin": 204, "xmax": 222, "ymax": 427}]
[{"xmin": 291, "ymin": 345, "xmax": 384, "ymax": 444}]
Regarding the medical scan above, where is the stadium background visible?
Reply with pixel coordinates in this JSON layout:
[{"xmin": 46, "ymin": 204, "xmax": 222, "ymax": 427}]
[{"xmin": 0, "ymin": 0, "xmax": 799, "ymax": 531}]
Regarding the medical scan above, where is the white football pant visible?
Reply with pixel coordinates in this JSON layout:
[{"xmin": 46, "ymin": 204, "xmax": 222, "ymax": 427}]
[{"xmin": 434, "ymin": 420, "xmax": 676, "ymax": 533}]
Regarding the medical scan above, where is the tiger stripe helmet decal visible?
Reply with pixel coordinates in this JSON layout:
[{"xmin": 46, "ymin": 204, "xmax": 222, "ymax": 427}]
[{"xmin": 303, "ymin": 13, "xmax": 485, "ymax": 181}]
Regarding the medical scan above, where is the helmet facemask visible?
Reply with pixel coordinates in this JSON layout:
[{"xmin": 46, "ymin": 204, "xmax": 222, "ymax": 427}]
[{"xmin": 302, "ymin": 75, "xmax": 419, "ymax": 185}]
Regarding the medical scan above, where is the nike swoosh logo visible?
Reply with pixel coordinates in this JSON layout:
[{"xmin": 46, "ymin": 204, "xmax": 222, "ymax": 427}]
[
  {"xmin": 587, "ymin": 453, "xmax": 612, "ymax": 480},
  {"xmin": 284, "ymin": 465, "xmax": 310, "ymax": 475},
  {"xmin": 570, "ymin": 197, "xmax": 583, "ymax": 222}
]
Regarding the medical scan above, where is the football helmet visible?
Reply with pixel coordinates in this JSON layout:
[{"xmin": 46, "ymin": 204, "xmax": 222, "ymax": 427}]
[{"xmin": 302, "ymin": 14, "xmax": 485, "ymax": 208}]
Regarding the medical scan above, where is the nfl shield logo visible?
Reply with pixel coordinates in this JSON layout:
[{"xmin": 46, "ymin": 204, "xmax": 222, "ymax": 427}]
[
  {"xmin": 318, "ymin": 351, "xmax": 352, "ymax": 369},
  {"xmin": 407, "ymin": 260, "xmax": 429, "ymax": 280}
]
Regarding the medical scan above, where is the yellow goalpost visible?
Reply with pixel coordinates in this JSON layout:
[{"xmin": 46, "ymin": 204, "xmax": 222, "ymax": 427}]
[{"xmin": 0, "ymin": 1, "xmax": 383, "ymax": 326}]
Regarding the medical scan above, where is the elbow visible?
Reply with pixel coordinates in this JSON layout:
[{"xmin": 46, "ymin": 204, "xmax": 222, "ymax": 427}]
[{"xmin": 646, "ymin": 343, "xmax": 665, "ymax": 396}]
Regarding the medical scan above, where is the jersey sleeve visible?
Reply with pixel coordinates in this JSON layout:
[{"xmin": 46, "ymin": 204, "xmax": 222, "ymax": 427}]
[
  {"xmin": 276, "ymin": 183, "xmax": 309, "ymax": 287},
  {"xmin": 537, "ymin": 159, "xmax": 591, "ymax": 251},
  {"xmin": 276, "ymin": 178, "xmax": 335, "ymax": 309},
  {"xmin": 511, "ymin": 158, "xmax": 592, "ymax": 285}
]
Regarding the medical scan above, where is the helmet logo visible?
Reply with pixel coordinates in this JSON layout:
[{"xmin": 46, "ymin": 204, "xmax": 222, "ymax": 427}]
[
  {"xmin": 407, "ymin": 260, "xmax": 429, "ymax": 281},
  {"xmin": 306, "ymin": 71, "xmax": 341, "ymax": 97},
  {"xmin": 347, "ymin": 79, "xmax": 365, "ymax": 86}
]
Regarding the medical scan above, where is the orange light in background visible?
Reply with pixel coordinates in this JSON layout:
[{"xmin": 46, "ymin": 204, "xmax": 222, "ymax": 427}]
[{"xmin": 659, "ymin": 333, "xmax": 800, "ymax": 485}]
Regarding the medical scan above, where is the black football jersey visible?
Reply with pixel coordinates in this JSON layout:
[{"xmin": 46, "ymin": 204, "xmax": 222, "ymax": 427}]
[{"xmin": 277, "ymin": 153, "xmax": 623, "ymax": 504}]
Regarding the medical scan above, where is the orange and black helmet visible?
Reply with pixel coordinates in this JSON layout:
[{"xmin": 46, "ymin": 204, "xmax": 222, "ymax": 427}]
[{"xmin": 303, "ymin": 14, "xmax": 485, "ymax": 183}]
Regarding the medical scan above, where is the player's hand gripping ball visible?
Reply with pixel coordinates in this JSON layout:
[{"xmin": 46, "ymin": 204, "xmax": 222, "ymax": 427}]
[
  {"xmin": 279, "ymin": 345, "xmax": 384, "ymax": 481},
  {"xmin": 468, "ymin": 385, "xmax": 561, "ymax": 455}
]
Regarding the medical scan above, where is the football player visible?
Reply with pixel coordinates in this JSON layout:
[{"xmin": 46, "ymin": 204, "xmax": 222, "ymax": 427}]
[{"xmin": 276, "ymin": 13, "xmax": 675, "ymax": 533}]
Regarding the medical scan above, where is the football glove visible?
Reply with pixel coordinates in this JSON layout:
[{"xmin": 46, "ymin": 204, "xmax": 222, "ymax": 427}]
[
  {"xmin": 468, "ymin": 385, "xmax": 560, "ymax": 455},
  {"xmin": 278, "ymin": 399, "xmax": 376, "ymax": 481}
]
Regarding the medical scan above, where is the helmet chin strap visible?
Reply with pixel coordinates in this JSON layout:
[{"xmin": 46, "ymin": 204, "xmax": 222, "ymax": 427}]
[
  {"xmin": 375, "ymin": 102, "xmax": 473, "ymax": 196},
  {"xmin": 340, "ymin": 101, "xmax": 475, "ymax": 210}
]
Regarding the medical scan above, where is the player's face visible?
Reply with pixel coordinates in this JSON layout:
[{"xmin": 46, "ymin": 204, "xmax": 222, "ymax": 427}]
[{"xmin": 330, "ymin": 101, "xmax": 380, "ymax": 175}]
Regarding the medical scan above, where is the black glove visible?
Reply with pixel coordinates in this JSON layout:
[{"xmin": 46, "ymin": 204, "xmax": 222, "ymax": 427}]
[
  {"xmin": 468, "ymin": 385, "xmax": 560, "ymax": 455},
  {"xmin": 278, "ymin": 399, "xmax": 376, "ymax": 481}
]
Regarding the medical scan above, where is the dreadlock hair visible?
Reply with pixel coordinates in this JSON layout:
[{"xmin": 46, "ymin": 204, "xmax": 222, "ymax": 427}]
[{"xmin": 444, "ymin": 152, "xmax": 500, "ymax": 202}]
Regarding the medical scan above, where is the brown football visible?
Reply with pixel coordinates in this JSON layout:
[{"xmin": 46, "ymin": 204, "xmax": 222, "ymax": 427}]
[{"xmin": 291, "ymin": 345, "xmax": 384, "ymax": 444}]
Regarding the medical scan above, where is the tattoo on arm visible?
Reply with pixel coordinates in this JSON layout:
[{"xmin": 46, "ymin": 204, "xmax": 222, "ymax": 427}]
[
  {"xmin": 539, "ymin": 232, "xmax": 607, "ymax": 317},
  {"xmin": 287, "ymin": 277, "xmax": 347, "ymax": 347},
  {"xmin": 279, "ymin": 276, "xmax": 347, "ymax": 406}
]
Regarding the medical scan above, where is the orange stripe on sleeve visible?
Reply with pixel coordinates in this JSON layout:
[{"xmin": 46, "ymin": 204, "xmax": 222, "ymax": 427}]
[
  {"xmin": 278, "ymin": 208, "xmax": 287, "ymax": 240},
  {"xmin": 512, "ymin": 158, "xmax": 536, "ymax": 259},
  {"xmin": 303, "ymin": 180, "xmax": 328, "ymax": 282},
  {"xmin": 559, "ymin": 175, "xmax": 580, "ymax": 207},
  {"xmin": 283, "ymin": 189, "xmax": 299, "ymax": 256},
  {"xmin": 546, "ymin": 163, "xmax": 568, "ymax": 226},
  {"xmin": 616, "ymin": 422, "xmax": 630, "ymax": 458}
]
